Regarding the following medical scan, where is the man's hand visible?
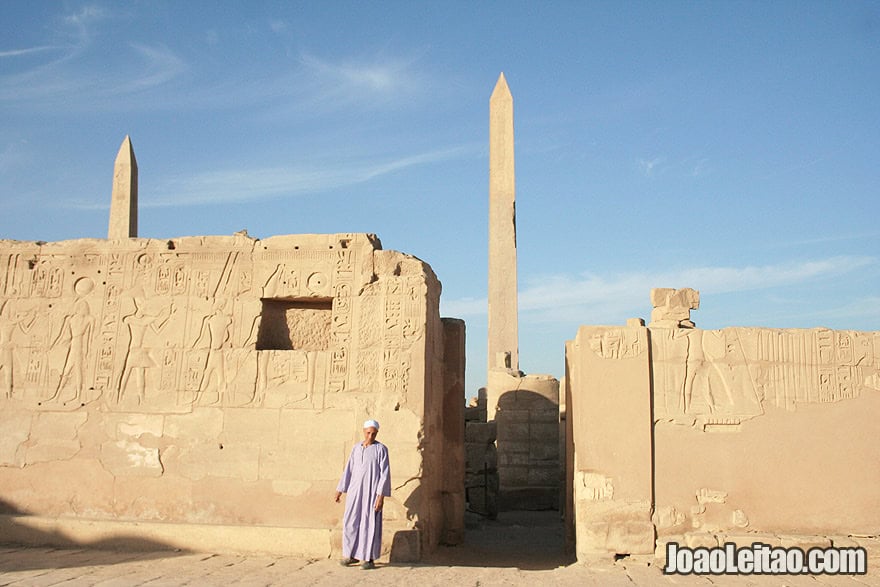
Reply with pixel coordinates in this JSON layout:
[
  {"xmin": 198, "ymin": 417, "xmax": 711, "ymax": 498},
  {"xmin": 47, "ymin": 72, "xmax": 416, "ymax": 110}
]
[
  {"xmin": 334, "ymin": 491, "xmax": 342, "ymax": 503},
  {"xmin": 374, "ymin": 495, "xmax": 384, "ymax": 512}
]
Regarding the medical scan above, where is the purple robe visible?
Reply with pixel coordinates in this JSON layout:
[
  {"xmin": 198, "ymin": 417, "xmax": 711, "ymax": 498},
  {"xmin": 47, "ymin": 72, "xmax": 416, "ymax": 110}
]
[{"xmin": 336, "ymin": 441, "xmax": 391, "ymax": 561}]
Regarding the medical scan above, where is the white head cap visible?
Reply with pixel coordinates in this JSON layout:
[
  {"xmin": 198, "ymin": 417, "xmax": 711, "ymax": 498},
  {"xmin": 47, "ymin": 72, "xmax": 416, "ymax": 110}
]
[{"xmin": 363, "ymin": 419, "xmax": 380, "ymax": 430}]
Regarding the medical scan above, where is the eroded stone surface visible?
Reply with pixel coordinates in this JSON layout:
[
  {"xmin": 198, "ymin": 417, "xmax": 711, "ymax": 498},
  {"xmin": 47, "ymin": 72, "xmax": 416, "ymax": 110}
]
[
  {"xmin": 0, "ymin": 231, "xmax": 463, "ymax": 560},
  {"xmin": 566, "ymin": 289, "xmax": 880, "ymax": 560}
]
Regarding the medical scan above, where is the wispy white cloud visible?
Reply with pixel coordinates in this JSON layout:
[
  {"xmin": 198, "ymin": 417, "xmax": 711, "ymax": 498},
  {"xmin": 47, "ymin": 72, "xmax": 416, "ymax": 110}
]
[
  {"xmin": 0, "ymin": 5, "xmax": 185, "ymax": 107},
  {"xmin": 59, "ymin": 4, "xmax": 107, "ymax": 47},
  {"xmin": 0, "ymin": 46, "xmax": 62, "ymax": 58},
  {"xmin": 300, "ymin": 52, "xmax": 407, "ymax": 93},
  {"xmin": 441, "ymin": 257, "xmax": 877, "ymax": 322},
  {"xmin": 119, "ymin": 44, "xmax": 187, "ymax": 92},
  {"xmin": 808, "ymin": 295, "xmax": 880, "ymax": 322},
  {"xmin": 66, "ymin": 144, "xmax": 476, "ymax": 209},
  {"xmin": 289, "ymin": 51, "xmax": 429, "ymax": 113},
  {"xmin": 0, "ymin": 40, "xmax": 187, "ymax": 105},
  {"xmin": 637, "ymin": 155, "xmax": 712, "ymax": 179}
]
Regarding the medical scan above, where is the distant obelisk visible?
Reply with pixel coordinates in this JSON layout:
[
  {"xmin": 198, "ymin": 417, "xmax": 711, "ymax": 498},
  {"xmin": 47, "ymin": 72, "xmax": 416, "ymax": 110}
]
[
  {"xmin": 488, "ymin": 73, "xmax": 519, "ymax": 372},
  {"xmin": 108, "ymin": 135, "xmax": 138, "ymax": 239}
]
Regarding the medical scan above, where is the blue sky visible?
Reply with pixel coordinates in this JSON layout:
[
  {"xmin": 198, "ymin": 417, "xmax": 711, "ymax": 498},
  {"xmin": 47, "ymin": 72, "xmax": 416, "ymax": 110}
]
[{"xmin": 2, "ymin": 1, "xmax": 878, "ymax": 392}]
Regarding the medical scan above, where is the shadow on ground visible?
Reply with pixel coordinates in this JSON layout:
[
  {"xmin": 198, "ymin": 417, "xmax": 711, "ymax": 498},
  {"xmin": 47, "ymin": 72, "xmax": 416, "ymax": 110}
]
[
  {"xmin": 0, "ymin": 498, "xmax": 190, "ymax": 572},
  {"xmin": 423, "ymin": 510, "xmax": 572, "ymax": 571}
]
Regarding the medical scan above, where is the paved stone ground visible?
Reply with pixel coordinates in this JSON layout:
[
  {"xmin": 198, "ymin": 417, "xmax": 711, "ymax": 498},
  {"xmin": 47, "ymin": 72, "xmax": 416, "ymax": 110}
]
[{"xmin": 0, "ymin": 512, "xmax": 877, "ymax": 586}]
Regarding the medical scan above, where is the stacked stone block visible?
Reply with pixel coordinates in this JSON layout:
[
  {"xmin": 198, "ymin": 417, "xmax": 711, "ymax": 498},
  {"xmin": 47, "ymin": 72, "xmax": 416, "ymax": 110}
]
[{"xmin": 464, "ymin": 390, "xmax": 498, "ymax": 518}]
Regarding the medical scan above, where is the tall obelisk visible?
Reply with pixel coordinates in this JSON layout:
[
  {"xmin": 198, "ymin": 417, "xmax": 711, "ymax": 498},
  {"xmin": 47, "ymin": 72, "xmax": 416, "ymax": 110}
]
[
  {"xmin": 108, "ymin": 135, "xmax": 138, "ymax": 239},
  {"xmin": 488, "ymin": 73, "xmax": 518, "ymax": 372}
]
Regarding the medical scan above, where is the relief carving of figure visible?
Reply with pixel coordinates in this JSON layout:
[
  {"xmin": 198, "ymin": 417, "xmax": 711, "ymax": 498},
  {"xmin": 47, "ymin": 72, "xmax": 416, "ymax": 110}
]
[
  {"xmin": 681, "ymin": 329, "xmax": 735, "ymax": 414},
  {"xmin": 193, "ymin": 299, "xmax": 232, "ymax": 405},
  {"xmin": 0, "ymin": 300, "xmax": 36, "ymax": 398},
  {"xmin": 118, "ymin": 299, "xmax": 174, "ymax": 404},
  {"xmin": 50, "ymin": 298, "xmax": 95, "ymax": 401},
  {"xmin": 244, "ymin": 312, "xmax": 269, "ymax": 406}
]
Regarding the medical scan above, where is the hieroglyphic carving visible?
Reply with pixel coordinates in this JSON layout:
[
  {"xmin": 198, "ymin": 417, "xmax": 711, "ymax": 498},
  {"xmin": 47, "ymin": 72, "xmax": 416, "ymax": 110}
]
[
  {"xmin": 358, "ymin": 288, "xmax": 381, "ymax": 348},
  {"xmin": 194, "ymin": 270, "xmax": 210, "ymax": 298},
  {"xmin": 653, "ymin": 324, "xmax": 880, "ymax": 427},
  {"xmin": 328, "ymin": 346, "xmax": 348, "ymax": 393},
  {"xmin": 402, "ymin": 276, "xmax": 424, "ymax": 344},
  {"xmin": 331, "ymin": 283, "xmax": 352, "ymax": 342},
  {"xmin": 354, "ymin": 283, "xmax": 382, "ymax": 393},
  {"xmin": 588, "ymin": 328, "xmax": 644, "ymax": 360},
  {"xmin": 156, "ymin": 266, "xmax": 172, "ymax": 295},
  {"xmin": 184, "ymin": 350, "xmax": 206, "ymax": 392},
  {"xmin": 577, "ymin": 471, "xmax": 614, "ymax": 502},
  {"xmin": 160, "ymin": 348, "xmax": 179, "ymax": 391},
  {"xmin": 172, "ymin": 265, "xmax": 188, "ymax": 295},
  {"xmin": 334, "ymin": 249, "xmax": 354, "ymax": 281},
  {"xmin": 94, "ymin": 258, "xmax": 124, "ymax": 397},
  {"xmin": 327, "ymin": 249, "xmax": 354, "ymax": 393},
  {"xmin": 132, "ymin": 253, "xmax": 153, "ymax": 288},
  {"xmin": 306, "ymin": 272, "xmax": 329, "ymax": 296},
  {"xmin": 384, "ymin": 283, "xmax": 402, "ymax": 348},
  {"xmin": 380, "ymin": 279, "xmax": 405, "ymax": 398},
  {"xmin": 356, "ymin": 349, "xmax": 381, "ymax": 393},
  {"xmin": 30, "ymin": 263, "xmax": 64, "ymax": 299},
  {"xmin": 25, "ymin": 345, "xmax": 44, "ymax": 388},
  {"xmin": 263, "ymin": 264, "xmax": 299, "ymax": 298},
  {"xmin": 0, "ymin": 236, "xmax": 433, "ymax": 414}
]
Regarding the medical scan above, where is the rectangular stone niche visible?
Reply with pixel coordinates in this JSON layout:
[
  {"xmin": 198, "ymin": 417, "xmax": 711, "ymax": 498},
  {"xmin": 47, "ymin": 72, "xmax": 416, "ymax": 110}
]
[{"xmin": 256, "ymin": 298, "xmax": 333, "ymax": 351}]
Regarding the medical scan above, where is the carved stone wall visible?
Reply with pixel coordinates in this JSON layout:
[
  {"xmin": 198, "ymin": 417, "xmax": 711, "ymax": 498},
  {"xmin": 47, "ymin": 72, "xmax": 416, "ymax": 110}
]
[
  {"xmin": 652, "ymin": 325, "xmax": 880, "ymax": 556},
  {"xmin": 565, "ymin": 321, "xmax": 654, "ymax": 561},
  {"xmin": 0, "ymin": 233, "xmax": 462, "ymax": 559},
  {"xmin": 565, "ymin": 295, "xmax": 880, "ymax": 561}
]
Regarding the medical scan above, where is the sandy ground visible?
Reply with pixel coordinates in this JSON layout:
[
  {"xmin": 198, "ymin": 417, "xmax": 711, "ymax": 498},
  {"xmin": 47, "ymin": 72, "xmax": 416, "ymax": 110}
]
[{"xmin": 1, "ymin": 511, "xmax": 877, "ymax": 586}]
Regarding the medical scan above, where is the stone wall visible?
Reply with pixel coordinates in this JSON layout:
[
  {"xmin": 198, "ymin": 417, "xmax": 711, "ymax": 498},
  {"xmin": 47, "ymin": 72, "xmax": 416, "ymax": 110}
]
[
  {"xmin": 0, "ymin": 233, "xmax": 463, "ymax": 560},
  {"xmin": 565, "ymin": 321, "xmax": 654, "ymax": 560},
  {"xmin": 488, "ymin": 371, "xmax": 560, "ymax": 510},
  {"xmin": 464, "ymin": 389, "xmax": 497, "ymax": 518},
  {"xmin": 651, "ymin": 325, "xmax": 880, "ymax": 557},
  {"xmin": 564, "ymin": 293, "xmax": 880, "ymax": 561}
]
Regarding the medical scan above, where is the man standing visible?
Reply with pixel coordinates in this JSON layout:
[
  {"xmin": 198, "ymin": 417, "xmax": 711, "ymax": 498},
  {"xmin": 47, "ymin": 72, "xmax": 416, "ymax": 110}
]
[{"xmin": 335, "ymin": 419, "xmax": 391, "ymax": 570}]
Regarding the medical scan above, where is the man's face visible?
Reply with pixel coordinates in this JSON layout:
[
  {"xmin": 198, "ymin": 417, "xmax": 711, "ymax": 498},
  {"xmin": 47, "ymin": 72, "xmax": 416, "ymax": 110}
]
[{"xmin": 363, "ymin": 426, "xmax": 378, "ymax": 444}]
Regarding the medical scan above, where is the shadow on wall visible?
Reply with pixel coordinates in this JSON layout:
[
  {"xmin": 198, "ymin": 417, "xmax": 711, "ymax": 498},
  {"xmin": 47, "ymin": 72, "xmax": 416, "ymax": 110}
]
[
  {"xmin": 0, "ymin": 499, "xmax": 191, "ymax": 570},
  {"xmin": 389, "ymin": 484, "xmax": 425, "ymax": 563}
]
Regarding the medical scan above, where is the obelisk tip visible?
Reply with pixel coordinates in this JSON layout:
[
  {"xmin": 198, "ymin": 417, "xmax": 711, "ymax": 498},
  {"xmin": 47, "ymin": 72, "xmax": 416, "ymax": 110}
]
[
  {"xmin": 491, "ymin": 72, "xmax": 511, "ymax": 101},
  {"xmin": 116, "ymin": 135, "xmax": 137, "ymax": 165}
]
